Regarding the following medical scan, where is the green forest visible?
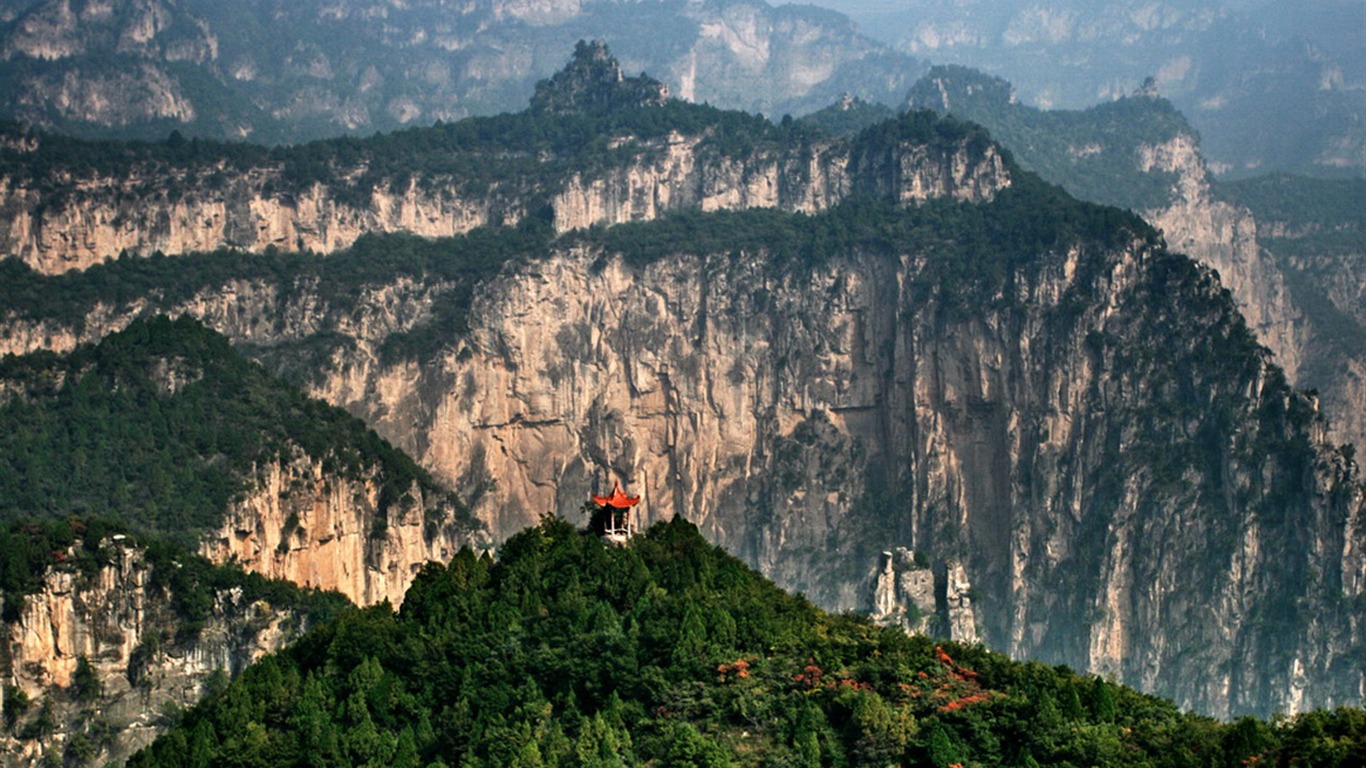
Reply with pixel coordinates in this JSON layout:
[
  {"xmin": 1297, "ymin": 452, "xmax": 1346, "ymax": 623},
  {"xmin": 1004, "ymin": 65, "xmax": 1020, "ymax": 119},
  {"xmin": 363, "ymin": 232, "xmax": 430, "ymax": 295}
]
[{"xmin": 125, "ymin": 517, "xmax": 1364, "ymax": 768}]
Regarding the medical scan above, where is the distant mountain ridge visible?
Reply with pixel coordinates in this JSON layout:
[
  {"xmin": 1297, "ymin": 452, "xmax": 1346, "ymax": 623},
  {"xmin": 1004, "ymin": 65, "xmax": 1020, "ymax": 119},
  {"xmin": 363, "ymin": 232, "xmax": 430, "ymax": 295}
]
[
  {"xmin": 835, "ymin": 0, "xmax": 1366, "ymax": 178},
  {"xmin": 0, "ymin": 0, "xmax": 923, "ymax": 144}
]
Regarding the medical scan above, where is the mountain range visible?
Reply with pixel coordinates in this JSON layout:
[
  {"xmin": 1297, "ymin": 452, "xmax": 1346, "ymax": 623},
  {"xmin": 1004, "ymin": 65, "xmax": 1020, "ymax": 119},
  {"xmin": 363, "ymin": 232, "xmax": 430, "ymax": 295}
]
[{"xmin": 0, "ymin": 17, "xmax": 1362, "ymax": 768}]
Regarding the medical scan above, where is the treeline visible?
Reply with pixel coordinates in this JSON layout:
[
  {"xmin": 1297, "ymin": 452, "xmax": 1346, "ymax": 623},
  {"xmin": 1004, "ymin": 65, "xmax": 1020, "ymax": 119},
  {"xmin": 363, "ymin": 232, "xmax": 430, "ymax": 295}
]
[
  {"xmin": 125, "ymin": 517, "xmax": 1365, "ymax": 767},
  {"xmin": 2, "ymin": 174, "xmax": 1157, "ymax": 367},
  {"xmin": 0, "ymin": 221, "xmax": 552, "ymax": 359},
  {"xmin": 0, "ymin": 316, "xmax": 468, "ymax": 555},
  {"xmin": 0, "ymin": 91, "xmax": 832, "ymax": 201},
  {"xmin": 579, "ymin": 176, "xmax": 1156, "ymax": 313}
]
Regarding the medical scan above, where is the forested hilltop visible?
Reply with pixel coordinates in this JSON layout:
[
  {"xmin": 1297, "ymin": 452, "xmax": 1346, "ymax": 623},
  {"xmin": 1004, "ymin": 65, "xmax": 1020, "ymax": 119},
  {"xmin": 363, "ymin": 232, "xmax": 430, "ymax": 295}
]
[
  {"xmin": 127, "ymin": 517, "xmax": 1366, "ymax": 768},
  {"xmin": 0, "ymin": 316, "xmax": 462, "ymax": 539}
]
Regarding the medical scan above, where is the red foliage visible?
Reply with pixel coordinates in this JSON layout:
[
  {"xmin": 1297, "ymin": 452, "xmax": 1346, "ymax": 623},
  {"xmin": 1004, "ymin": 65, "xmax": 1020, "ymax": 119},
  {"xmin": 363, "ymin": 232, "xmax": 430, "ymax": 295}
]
[
  {"xmin": 717, "ymin": 658, "xmax": 752, "ymax": 682},
  {"xmin": 940, "ymin": 691, "xmax": 993, "ymax": 712},
  {"xmin": 794, "ymin": 659, "xmax": 824, "ymax": 689}
]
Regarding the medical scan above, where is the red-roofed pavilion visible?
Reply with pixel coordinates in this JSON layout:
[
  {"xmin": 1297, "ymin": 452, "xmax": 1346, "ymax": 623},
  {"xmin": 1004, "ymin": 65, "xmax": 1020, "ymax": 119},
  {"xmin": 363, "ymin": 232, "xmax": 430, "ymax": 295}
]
[{"xmin": 591, "ymin": 482, "xmax": 639, "ymax": 543}]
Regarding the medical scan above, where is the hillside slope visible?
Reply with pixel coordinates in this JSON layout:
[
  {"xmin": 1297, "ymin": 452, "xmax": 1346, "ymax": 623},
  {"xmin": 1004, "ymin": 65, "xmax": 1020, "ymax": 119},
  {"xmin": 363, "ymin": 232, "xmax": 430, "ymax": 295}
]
[
  {"xmin": 127, "ymin": 517, "xmax": 1366, "ymax": 768},
  {"xmin": 0, "ymin": 317, "xmax": 491, "ymax": 764}
]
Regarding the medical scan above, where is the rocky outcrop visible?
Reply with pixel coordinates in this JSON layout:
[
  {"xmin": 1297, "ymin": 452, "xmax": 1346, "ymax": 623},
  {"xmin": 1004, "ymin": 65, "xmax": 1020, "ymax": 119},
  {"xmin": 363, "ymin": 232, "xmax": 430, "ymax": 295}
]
[
  {"xmin": 871, "ymin": 548, "xmax": 978, "ymax": 643},
  {"xmin": 203, "ymin": 451, "xmax": 483, "ymax": 608},
  {"xmin": 1, "ymin": 539, "xmax": 307, "ymax": 767},
  {"xmin": 1138, "ymin": 133, "xmax": 1305, "ymax": 382}
]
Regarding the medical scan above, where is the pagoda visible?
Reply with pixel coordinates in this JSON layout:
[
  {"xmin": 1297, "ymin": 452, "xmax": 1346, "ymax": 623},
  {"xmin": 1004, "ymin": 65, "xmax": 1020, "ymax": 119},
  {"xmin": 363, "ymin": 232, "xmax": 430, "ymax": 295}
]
[{"xmin": 590, "ymin": 482, "xmax": 640, "ymax": 545}]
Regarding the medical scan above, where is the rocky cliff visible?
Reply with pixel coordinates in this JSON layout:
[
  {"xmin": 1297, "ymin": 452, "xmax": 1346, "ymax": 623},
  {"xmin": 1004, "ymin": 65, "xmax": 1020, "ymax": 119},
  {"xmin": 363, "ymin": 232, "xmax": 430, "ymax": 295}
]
[
  {"xmin": 1137, "ymin": 132, "xmax": 1306, "ymax": 384},
  {"xmin": 3, "ymin": 198, "xmax": 1360, "ymax": 718},
  {"xmin": 1, "ymin": 537, "xmax": 322, "ymax": 767},
  {"xmin": 204, "ymin": 450, "xmax": 482, "ymax": 608},
  {"xmin": 0, "ymin": 99, "xmax": 1008, "ymax": 274},
  {"xmin": 906, "ymin": 67, "xmax": 1363, "ymax": 450}
]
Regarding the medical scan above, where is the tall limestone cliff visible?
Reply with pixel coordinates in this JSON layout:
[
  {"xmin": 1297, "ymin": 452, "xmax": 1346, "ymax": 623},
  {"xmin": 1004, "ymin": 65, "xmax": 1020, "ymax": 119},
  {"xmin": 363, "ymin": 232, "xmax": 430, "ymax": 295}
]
[
  {"xmin": 905, "ymin": 66, "xmax": 1366, "ymax": 450},
  {"xmin": 204, "ymin": 449, "xmax": 484, "ymax": 608},
  {"xmin": 3, "ymin": 198, "xmax": 1361, "ymax": 718},
  {"xmin": 1, "ymin": 535, "xmax": 336, "ymax": 767},
  {"xmin": 1216, "ymin": 174, "xmax": 1366, "ymax": 463}
]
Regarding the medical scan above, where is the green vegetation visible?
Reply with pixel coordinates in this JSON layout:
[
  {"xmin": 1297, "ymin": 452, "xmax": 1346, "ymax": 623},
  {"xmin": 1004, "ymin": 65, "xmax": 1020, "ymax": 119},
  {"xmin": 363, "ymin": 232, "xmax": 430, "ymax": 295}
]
[
  {"xmin": 0, "ymin": 81, "xmax": 825, "ymax": 203},
  {"xmin": 0, "ymin": 160, "xmax": 1156, "ymax": 367},
  {"xmin": 0, "ymin": 516, "xmax": 350, "ymax": 631},
  {"xmin": 581, "ymin": 172, "xmax": 1154, "ymax": 303},
  {"xmin": 0, "ymin": 316, "xmax": 467, "ymax": 549},
  {"xmin": 126, "ymin": 517, "xmax": 1365, "ymax": 767},
  {"xmin": 906, "ymin": 66, "xmax": 1192, "ymax": 211},
  {"xmin": 798, "ymin": 97, "xmax": 896, "ymax": 138},
  {"xmin": 1218, "ymin": 174, "xmax": 1366, "ymax": 236}
]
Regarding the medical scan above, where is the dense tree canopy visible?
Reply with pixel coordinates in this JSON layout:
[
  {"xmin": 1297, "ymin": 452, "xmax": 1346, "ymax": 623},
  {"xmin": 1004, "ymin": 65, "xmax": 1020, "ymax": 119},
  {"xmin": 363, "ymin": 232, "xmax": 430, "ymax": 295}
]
[{"xmin": 127, "ymin": 517, "xmax": 1365, "ymax": 768}]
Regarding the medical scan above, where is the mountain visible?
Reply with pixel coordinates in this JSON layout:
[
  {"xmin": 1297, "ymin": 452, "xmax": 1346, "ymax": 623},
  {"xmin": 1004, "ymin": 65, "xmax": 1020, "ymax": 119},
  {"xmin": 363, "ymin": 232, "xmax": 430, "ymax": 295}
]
[
  {"xmin": 126, "ymin": 517, "xmax": 1366, "ymax": 768},
  {"xmin": 905, "ymin": 64, "xmax": 1366, "ymax": 452},
  {"xmin": 0, "ymin": 316, "xmax": 486, "ymax": 765},
  {"xmin": 829, "ymin": 0, "xmax": 1366, "ymax": 178},
  {"xmin": 0, "ymin": 46, "xmax": 1361, "ymax": 720},
  {"xmin": 0, "ymin": 0, "xmax": 922, "ymax": 144}
]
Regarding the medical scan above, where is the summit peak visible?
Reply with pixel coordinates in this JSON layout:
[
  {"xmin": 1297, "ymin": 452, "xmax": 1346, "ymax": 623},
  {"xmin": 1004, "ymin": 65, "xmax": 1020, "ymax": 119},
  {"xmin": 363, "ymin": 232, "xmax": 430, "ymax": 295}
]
[{"xmin": 529, "ymin": 40, "xmax": 669, "ymax": 115}]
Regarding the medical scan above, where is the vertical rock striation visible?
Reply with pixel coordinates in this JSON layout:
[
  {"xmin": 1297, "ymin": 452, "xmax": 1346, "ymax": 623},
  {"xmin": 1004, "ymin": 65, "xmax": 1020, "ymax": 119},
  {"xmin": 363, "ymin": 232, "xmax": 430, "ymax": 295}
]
[
  {"xmin": 202, "ymin": 451, "xmax": 484, "ymax": 608},
  {"xmin": 1, "ymin": 539, "xmax": 309, "ymax": 767}
]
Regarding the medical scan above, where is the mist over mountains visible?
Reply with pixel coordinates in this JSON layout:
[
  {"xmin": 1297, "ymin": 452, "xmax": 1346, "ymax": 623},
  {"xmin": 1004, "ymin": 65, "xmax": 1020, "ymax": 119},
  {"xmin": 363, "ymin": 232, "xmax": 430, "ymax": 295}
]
[
  {"xmin": 821, "ymin": 0, "xmax": 1365, "ymax": 178},
  {"xmin": 0, "ymin": 0, "xmax": 1359, "ymax": 177}
]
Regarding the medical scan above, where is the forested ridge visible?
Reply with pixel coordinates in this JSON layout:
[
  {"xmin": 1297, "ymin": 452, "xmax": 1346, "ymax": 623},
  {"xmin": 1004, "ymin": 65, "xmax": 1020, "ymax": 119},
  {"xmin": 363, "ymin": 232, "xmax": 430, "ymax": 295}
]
[
  {"xmin": 905, "ymin": 66, "xmax": 1191, "ymax": 211},
  {"xmin": 0, "ymin": 166, "xmax": 1154, "ymax": 367},
  {"xmin": 0, "ymin": 316, "xmax": 472, "ymax": 609},
  {"xmin": 125, "ymin": 517, "xmax": 1365, "ymax": 767}
]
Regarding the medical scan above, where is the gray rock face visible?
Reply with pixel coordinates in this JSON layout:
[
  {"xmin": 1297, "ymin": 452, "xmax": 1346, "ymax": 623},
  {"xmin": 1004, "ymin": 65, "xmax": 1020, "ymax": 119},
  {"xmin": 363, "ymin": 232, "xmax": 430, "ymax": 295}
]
[
  {"xmin": 870, "ymin": 548, "xmax": 970, "ymax": 641},
  {"xmin": 0, "ymin": 540, "xmax": 308, "ymax": 767}
]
